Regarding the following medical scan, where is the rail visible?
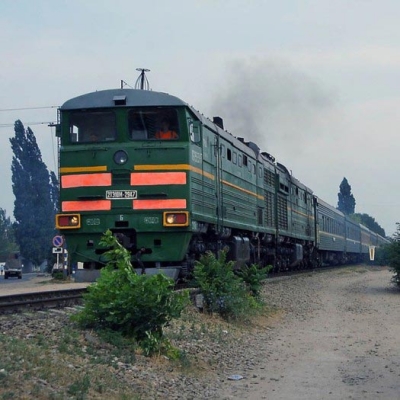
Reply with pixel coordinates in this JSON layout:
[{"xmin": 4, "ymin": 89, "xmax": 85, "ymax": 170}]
[{"xmin": 0, "ymin": 288, "xmax": 87, "ymax": 314}]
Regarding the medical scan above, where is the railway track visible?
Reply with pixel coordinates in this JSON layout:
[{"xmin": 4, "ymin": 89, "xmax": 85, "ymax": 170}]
[
  {"xmin": 267, "ymin": 262, "xmax": 372, "ymax": 279},
  {"xmin": 0, "ymin": 288, "xmax": 87, "ymax": 314},
  {"xmin": 0, "ymin": 264, "xmax": 377, "ymax": 315}
]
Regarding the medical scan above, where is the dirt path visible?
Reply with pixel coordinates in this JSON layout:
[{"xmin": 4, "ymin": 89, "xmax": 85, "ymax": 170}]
[{"xmin": 221, "ymin": 268, "xmax": 400, "ymax": 400}]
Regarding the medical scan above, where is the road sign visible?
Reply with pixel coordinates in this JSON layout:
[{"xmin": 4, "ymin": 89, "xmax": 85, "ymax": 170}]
[
  {"xmin": 53, "ymin": 235, "xmax": 64, "ymax": 247},
  {"xmin": 52, "ymin": 247, "xmax": 63, "ymax": 254}
]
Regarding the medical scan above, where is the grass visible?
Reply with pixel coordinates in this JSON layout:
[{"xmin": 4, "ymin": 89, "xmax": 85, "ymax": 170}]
[{"xmin": 0, "ymin": 302, "xmax": 276, "ymax": 400}]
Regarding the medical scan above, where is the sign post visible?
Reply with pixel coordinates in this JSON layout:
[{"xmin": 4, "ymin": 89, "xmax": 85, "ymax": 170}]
[
  {"xmin": 52, "ymin": 235, "xmax": 64, "ymax": 276},
  {"xmin": 52, "ymin": 235, "xmax": 64, "ymax": 248},
  {"xmin": 52, "ymin": 247, "xmax": 63, "ymax": 272}
]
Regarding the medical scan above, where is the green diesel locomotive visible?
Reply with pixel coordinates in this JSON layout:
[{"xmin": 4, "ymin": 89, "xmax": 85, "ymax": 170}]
[{"xmin": 55, "ymin": 87, "xmax": 388, "ymax": 280}]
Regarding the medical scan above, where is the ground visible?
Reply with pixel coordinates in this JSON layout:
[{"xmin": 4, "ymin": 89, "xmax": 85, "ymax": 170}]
[
  {"xmin": 0, "ymin": 266, "xmax": 399, "ymax": 399},
  {"xmin": 217, "ymin": 266, "xmax": 400, "ymax": 400}
]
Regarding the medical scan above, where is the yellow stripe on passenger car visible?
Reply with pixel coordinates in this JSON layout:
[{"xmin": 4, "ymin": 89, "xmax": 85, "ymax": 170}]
[{"xmin": 319, "ymin": 231, "xmax": 345, "ymax": 240}]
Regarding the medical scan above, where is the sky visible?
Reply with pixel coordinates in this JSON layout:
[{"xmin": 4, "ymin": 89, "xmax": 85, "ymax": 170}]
[{"xmin": 1, "ymin": 0, "xmax": 399, "ymax": 236}]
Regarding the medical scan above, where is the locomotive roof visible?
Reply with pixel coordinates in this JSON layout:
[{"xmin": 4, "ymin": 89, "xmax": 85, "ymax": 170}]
[{"xmin": 61, "ymin": 88, "xmax": 187, "ymax": 110}]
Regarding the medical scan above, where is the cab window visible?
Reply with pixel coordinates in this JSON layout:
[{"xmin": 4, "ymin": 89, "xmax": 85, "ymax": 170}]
[
  {"xmin": 69, "ymin": 111, "xmax": 116, "ymax": 143},
  {"xmin": 129, "ymin": 108, "xmax": 179, "ymax": 140}
]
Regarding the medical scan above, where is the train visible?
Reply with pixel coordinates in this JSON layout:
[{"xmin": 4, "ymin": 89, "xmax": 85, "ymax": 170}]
[{"xmin": 54, "ymin": 83, "xmax": 389, "ymax": 281}]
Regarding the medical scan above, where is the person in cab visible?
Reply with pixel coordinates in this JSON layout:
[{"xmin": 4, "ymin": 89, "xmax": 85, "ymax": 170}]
[{"xmin": 155, "ymin": 119, "xmax": 178, "ymax": 140}]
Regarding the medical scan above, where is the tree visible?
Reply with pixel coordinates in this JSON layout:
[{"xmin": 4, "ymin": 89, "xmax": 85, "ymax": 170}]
[
  {"xmin": 9, "ymin": 120, "xmax": 59, "ymax": 265},
  {"xmin": 351, "ymin": 213, "xmax": 386, "ymax": 237},
  {"xmin": 49, "ymin": 171, "xmax": 59, "ymax": 215},
  {"xmin": 0, "ymin": 208, "xmax": 18, "ymax": 261},
  {"xmin": 337, "ymin": 177, "xmax": 356, "ymax": 215},
  {"xmin": 386, "ymin": 223, "xmax": 400, "ymax": 285}
]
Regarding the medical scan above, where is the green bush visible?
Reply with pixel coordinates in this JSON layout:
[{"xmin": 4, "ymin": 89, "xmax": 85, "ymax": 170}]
[
  {"xmin": 192, "ymin": 250, "xmax": 262, "ymax": 320},
  {"xmin": 386, "ymin": 224, "xmax": 400, "ymax": 285},
  {"xmin": 236, "ymin": 263, "xmax": 272, "ymax": 299},
  {"xmin": 388, "ymin": 247, "xmax": 400, "ymax": 286},
  {"xmin": 72, "ymin": 230, "xmax": 189, "ymax": 355},
  {"xmin": 372, "ymin": 244, "xmax": 390, "ymax": 267},
  {"xmin": 52, "ymin": 271, "xmax": 65, "ymax": 280}
]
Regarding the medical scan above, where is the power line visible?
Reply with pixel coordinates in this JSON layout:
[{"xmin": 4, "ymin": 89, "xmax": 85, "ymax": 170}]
[
  {"xmin": 0, "ymin": 122, "xmax": 56, "ymax": 128},
  {"xmin": 0, "ymin": 106, "xmax": 59, "ymax": 112},
  {"xmin": 0, "ymin": 105, "xmax": 58, "ymax": 128}
]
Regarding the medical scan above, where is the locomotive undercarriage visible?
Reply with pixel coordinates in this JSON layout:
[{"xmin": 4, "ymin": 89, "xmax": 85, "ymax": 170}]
[
  {"xmin": 79, "ymin": 225, "xmax": 359, "ymax": 280},
  {"xmin": 96, "ymin": 225, "xmax": 320, "ymax": 276},
  {"xmin": 187, "ymin": 223, "xmax": 317, "ymax": 275}
]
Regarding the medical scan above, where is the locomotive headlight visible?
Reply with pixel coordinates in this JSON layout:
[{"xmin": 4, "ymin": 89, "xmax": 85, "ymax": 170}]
[
  {"xmin": 163, "ymin": 211, "xmax": 189, "ymax": 227},
  {"xmin": 166, "ymin": 214, "xmax": 175, "ymax": 224},
  {"xmin": 113, "ymin": 150, "xmax": 128, "ymax": 165},
  {"xmin": 56, "ymin": 214, "xmax": 81, "ymax": 229}
]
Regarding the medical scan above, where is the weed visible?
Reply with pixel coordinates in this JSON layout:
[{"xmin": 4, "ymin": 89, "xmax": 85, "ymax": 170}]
[
  {"xmin": 67, "ymin": 374, "xmax": 91, "ymax": 399},
  {"xmin": 57, "ymin": 341, "xmax": 69, "ymax": 353},
  {"xmin": 192, "ymin": 250, "xmax": 265, "ymax": 320},
  {"xmin": 1, "ymin": 392, "xmax": 16, "ymax": 399}
]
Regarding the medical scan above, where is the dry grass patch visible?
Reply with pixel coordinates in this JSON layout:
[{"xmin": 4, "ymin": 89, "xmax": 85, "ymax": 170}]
[{"xmin": 0, "ymin": 300, "xmax": 279, "ymax": 399}]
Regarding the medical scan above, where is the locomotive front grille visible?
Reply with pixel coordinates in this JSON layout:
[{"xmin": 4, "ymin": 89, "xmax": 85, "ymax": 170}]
[{"xmin": 112, "ymin": 171, "xmax": 131, "ymax": 185}]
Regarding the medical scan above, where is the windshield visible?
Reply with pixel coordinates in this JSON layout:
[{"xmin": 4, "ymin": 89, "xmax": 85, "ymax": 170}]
[
  {"xmin": 69, "ymin": 111, "xmax": 116, "ymax": 143},
  {"xmin": 128, "ymin": 108, "xmax": 179, "ymax": 140}
]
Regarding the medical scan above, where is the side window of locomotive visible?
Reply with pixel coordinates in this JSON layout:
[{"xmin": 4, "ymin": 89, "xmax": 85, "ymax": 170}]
[
  {"xmin": 232, "ymin": 152, "xmax": 237, "ymax": 164},
  {"xmin": 189, "ymin": 121, "xmax": 201, "ymax": 143},
  {"xmin": 129, "ymin": 108, "xmax": 179, "ymax": 140},
  {"xmin": 70, "ymin": 125, "xmax": 79, "ymax": 142},
  {"xmin": 220, "ymin": 144, "xmax": 225, "ymax": 158},
  {"xmin": 69, "ymin": 111, "xmax": 116, "ymax": 143}
]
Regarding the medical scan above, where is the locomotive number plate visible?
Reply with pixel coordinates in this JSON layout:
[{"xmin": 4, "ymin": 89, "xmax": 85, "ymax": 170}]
[{"xmin": 106, "ymin": 190, "xmax": 137, "ymax": 199}]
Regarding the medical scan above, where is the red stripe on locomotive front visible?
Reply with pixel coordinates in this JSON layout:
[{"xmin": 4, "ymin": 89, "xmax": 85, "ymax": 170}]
[
  {"xmin": 62, "ymin": 200, "xmax": 112, "ymax": 211},
  {"xmin": 130, "ymin": 172, "xmax": 186, "ymax": 185},
  {"xmin": 132, "ymin": 199, "xmax": 187, "ymax": 210},
  {"xmin": 61, "ymin": 173, "xmax": 112, "ymax": 188}
]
